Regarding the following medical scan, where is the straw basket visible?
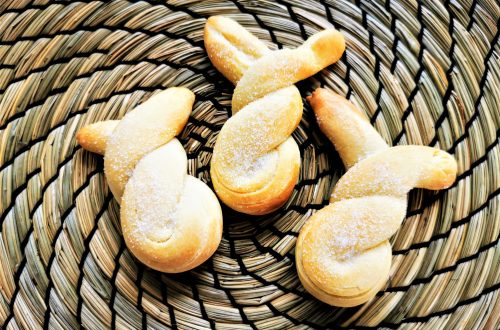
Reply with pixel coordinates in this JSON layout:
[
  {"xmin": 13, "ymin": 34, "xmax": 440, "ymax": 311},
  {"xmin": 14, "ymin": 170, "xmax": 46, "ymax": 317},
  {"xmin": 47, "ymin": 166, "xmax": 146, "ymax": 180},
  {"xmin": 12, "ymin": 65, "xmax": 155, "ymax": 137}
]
[{"xmin": 0, "ymin": 0, "xmax": 498, "ymax": 329}]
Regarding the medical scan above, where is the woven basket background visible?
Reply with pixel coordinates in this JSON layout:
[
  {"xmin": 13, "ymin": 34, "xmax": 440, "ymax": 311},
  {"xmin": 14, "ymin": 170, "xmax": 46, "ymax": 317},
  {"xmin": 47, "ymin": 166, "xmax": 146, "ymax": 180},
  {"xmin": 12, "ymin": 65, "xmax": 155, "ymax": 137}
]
[{"xmin": 0, "ymin": 0, "xmax": 499, "ymax": 329}]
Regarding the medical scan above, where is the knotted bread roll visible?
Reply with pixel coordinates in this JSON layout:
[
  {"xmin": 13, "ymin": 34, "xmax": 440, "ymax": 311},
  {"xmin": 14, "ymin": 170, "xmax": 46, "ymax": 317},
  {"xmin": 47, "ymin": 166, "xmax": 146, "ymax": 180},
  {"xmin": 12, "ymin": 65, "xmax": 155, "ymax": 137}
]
[
  {"xmin": 76, "ymin": 87, "xmax": 223, "ymax": 273},
  {"xmin": 204, "ymin": 16, "xmax": 345, "ymax": 215},
  {"xmin": 296, "ymin": 88, "xmax": 457, "ymax": 306}
]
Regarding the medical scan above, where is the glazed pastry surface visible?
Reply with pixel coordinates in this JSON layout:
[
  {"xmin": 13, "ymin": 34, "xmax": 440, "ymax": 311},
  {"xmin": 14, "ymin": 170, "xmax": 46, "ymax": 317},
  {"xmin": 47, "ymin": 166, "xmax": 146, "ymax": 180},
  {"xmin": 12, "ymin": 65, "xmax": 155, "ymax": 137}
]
[
  {"xmin": 296, "ymin": 88, "xmax": 457, "ymax": 306},
  {"xmin": 205, "ymin": 16, "xmax": 345, "ymax": 215},
  {"xmin": 77, "ymin": 88, "xmax": 223, "ymax": 273}
]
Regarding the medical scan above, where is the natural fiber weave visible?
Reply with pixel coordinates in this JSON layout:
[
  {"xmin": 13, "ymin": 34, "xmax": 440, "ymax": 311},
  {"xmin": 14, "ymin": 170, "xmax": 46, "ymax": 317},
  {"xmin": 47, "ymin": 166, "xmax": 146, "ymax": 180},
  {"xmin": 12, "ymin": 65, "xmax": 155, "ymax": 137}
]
[{"xmin": 0, "ymin": 0, "xmax": 499, "ymax": 329}]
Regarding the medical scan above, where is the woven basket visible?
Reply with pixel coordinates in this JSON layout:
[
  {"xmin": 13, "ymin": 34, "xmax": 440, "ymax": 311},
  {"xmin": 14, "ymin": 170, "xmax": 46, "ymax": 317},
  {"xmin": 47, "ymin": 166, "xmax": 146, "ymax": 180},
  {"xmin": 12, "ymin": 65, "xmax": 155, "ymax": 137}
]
[{"xmin": 1, "ymin": 0, "xmax": 499, "ymax": 329}]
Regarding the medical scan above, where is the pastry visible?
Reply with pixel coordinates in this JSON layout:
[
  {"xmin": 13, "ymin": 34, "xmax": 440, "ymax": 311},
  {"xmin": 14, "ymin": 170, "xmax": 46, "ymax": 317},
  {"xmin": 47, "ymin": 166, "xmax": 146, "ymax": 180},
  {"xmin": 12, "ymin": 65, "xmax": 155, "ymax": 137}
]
[
  {"xmin": 204, "ymin": 16, "xmax": 346, "ymax": 215},
  {"xmin": 76, "ymin": 87, "xmax": 223, "ymax": 273},
  {"xmin": 296, "ymin": 88, "xmax": 458, "ymax": 306}
]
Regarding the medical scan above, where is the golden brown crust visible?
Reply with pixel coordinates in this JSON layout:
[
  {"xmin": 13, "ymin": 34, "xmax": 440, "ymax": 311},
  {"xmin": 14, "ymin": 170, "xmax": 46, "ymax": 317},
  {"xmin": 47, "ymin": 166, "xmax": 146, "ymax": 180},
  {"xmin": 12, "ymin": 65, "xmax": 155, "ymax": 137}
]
[
  {"xmin": 104, "ymin": 87, "xmax": 194, "ymax": 202},
  {"xmin": 76, "ymin": 120, "xmax": 118, "ymax": 155},
  {"xmin": 75, "ymin": 88, "xmax": 223, "ymax": 273},
  {"xmin": 211, "ymin": 136, "xmax": 300, "ymax": 215},
  {"xmin": 296, "ymin": 89, "xmax": 458, "ymax": 307},
  {"xmin": 307, "ymin": 88, "xmax": 389, "ymax": 169},
  {"xmin": 205, "ymin": 16, "xmax": 346, "ymax": 215},
  {"xmin": 231, "ymin": 29, "xmax": 345, "ymax": 112},
  {"xmin": 121, "ymin": 140, "xmax": 222, "ymax": 273},
  {"xmin": 204, "ymin": 16, "xmax": 271, "ymax": 85}
]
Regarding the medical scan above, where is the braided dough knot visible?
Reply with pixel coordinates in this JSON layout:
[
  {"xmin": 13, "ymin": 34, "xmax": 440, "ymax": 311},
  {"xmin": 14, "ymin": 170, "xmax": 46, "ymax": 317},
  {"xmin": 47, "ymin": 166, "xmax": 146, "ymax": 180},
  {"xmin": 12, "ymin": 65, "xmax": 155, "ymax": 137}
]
[
  {"xmin": 296, "ymin": 89, "xmax": 457, "ymax": 306},
  {"xmin": 205, "ymin": 16, "xmax": 345, "ymax": 215},
  {"xmin": 77, "ymin": 88, "xmax": 222, "ymax": 273}
]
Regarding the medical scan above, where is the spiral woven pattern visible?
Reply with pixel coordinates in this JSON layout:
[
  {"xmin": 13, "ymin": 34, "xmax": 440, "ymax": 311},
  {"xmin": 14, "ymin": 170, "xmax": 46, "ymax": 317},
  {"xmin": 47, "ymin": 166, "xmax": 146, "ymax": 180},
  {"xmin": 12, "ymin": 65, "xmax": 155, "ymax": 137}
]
[{"xmin": 0, "ymin": 0, "xmax": 498, "ymax": 329}]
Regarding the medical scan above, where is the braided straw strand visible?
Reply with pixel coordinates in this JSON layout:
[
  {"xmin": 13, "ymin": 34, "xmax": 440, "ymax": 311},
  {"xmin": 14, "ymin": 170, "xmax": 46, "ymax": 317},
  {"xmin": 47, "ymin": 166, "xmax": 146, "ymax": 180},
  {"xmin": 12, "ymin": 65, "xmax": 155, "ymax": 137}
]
[
  {"xmin": 296, "ymin": 88, "xmax": 458, "ymax": 307},
  {"xmin": 76, "ymin": 88, "xmax": 223, "ymax": 273},
  {"xmin": 205, "ymin": 16, "xmax": 345, "ymax": 215}
]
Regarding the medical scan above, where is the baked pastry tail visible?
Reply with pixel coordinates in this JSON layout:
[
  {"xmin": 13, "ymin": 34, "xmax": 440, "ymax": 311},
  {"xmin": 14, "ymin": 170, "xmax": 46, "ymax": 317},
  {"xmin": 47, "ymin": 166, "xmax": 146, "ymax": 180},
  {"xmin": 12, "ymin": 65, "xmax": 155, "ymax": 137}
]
[
  {"xmin": 296, "ymin": 88, "xmax": 457, "ymax": 307},
  {"xmin": 205, "ymin": 16, "xmax": 346, "ymax": 215},
  {"xmin": 76, "ymin": 88, "xmax": 223, "ymax": 273}
]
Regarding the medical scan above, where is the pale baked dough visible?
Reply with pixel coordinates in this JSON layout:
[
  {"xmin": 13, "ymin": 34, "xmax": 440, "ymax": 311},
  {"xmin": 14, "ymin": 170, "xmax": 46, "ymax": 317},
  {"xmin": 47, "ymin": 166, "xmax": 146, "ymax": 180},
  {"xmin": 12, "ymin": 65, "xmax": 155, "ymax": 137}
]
[
  {"xmin": 205, "ymin": 16, "xmax": 345, "ymax": 215},
  {"xmin": 295, "ymin": 88, "xmax": 457, "ymax": 306},
  {"xmin": 76, "ymin": 87, "xmax": 223, "ymax": 273}
]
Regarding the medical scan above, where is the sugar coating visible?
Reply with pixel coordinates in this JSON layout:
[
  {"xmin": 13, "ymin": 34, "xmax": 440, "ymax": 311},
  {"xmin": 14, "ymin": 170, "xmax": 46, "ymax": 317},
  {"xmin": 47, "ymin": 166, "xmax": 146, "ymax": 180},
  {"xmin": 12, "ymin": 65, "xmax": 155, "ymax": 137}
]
[
  {"xmin": 204, "ymin": 16, "xmax": 271, "ymax": 84},
  {"xmin": 212, "ymin": 87, "xmax": 301, "ymax": 190},
  {"xmin": 104, "ymin": 88, "xmax": 192, "ymax": 202},
  {"xmin": 105, "ymin": 123, "xmax": 176, "ymax": 197},
  {"xmin": 205, "ymin": 17, "xmax": 344, "ymax": 205},
  {"xmin": 122, "ymin": 142, "xmax": 183, "ymax": 246},
  {"xmin": 298, "ymin": 89, "xmax": 458, "ymax": 304},
  {"xmin": 77, "ymin": 87, "xmax": 223, "ymax": 272}
]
